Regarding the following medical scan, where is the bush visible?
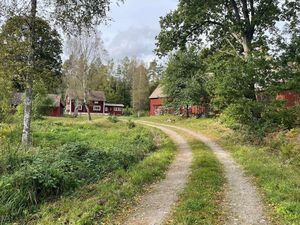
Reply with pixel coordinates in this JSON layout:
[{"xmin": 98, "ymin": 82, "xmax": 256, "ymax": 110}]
[
  {"xmin": 127, "ymin": 120, "xmax": 136, "ymax": 129},
  {"xmin": 0, "ymin": 132, "xmax": 157, "ymax": 223},
  {"xmin": 220, "ymin": 99, "xmax": 299, "ymax": 138},
  {"xmin": 123, "ymin": 107, "xmax": 133, "ymax": 116},
  {"xmin": 107, "ymin": 116, "xmax": 119, "ymax": 123}
]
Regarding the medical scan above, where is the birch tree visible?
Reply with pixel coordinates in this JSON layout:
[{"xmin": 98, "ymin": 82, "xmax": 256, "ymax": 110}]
[
  {"xmin": 65, "ymin": 32, "xmax": 107, "ymax": 121},
  {"xmin": 0, "ymin": 0, "xmax": 123, "ymax": 145},
  {"xmin": 132, "ymin": 63, "xmax": 150, "ymax": 115}
]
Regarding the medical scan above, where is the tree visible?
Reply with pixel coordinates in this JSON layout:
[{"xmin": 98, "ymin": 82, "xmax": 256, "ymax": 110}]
[
  {"xmin": 0, "ymin": 16, "xmax": 62, "ymax": 123},
  {"xmin": 156, "ymin": 0, "xmax": 297, "ymax": 58},
  {"xmin": 132, "ymin": 63, "xmax": 150, "ymax": 115},
  {"xmin": 1, "ymin": 0, "xmax": 123, "ymax": 145},
  {"xmin": 163, "ymin": 48, "xmax": 208, "ymax": 117},
  {"xmin": 147, "ymin": 60, "xmax": 164, "ymax": 94},
  {"xmin": 64, "ymin": 32, "xmax": 107, "ymax": 121}
]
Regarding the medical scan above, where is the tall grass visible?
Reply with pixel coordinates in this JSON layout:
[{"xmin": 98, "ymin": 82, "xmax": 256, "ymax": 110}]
[{"xmin": 0, "ymin": 117, "xmax": 159, "ymax": 224}]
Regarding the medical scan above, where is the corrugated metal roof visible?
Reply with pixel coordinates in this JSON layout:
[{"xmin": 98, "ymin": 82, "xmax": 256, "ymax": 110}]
[{"xmin": 149, "ymin": 85, "xmax": 168, "ymax": 99}]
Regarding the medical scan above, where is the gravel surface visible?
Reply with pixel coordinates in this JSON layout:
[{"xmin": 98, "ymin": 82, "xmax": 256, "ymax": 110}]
[
  {"xmin": 124, "ymin": 123, "xmax": 193, "ymax": 225},
  {"xmin": 148, "ymin": 122, "xmax": 270, "ymax": 225}
]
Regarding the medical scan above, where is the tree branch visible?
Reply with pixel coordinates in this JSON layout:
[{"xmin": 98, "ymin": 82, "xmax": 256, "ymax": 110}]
[{"xmin": 230, "ymin": 0, "xmax": 241, "ymax": 22}]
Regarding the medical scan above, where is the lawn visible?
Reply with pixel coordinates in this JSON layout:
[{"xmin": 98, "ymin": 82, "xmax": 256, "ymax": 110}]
[
  {"xmin": 140, "ymin": 116, "xmax": 300, "ymax": 225},
  {"xmin": 0, "ymin": 116, "xmax": 176, "ymax": 224}
]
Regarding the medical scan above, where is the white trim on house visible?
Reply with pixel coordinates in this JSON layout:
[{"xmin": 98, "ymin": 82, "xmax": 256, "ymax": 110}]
[{"xmin": 93, "ymin": 105, "xmax": 101, "ymax": 111}]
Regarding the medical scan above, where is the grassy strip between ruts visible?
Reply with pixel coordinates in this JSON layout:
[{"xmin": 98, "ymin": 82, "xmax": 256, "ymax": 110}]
[
  {"xmin": 23, "ymin": 133, "xmax": 176, "ymax": 225},
  {"xmin": 140, "ymin": 116, "xmax": 300, "ymax": 225},
  {"xmin": 166, "ymin": 138, "xmax": 225, "ymax": 225}
]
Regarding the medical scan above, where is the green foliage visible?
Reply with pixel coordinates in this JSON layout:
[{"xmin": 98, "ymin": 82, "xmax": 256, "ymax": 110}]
[
  {"xmin": 220, "ymin": 99, "xmax": 300, "ymax": 139},
  {"xmin": 0, "ymin": 118, "xmax": 157, "ymax": 223},
  {"xmin": 31, "ymin": 135, "xmax": 176, "ymax": 225},
  {"xmin": 127, "ymin": 119, "xmax": 136, "ymax": 129},
  {"xmin": 107, "ymin": 115, "xmax": 119, "ymax": 123},
  {"xmin": 123, "ymin": 107, "xmax": 134, "ymax": 116},
  {"xmin": 0, "ymin": 16, "xmax": 62, "ymax": 91},
  {"xmin": 163, "ymin": 48, "xmax": 209, "ymax": 116},
  {"xmin": 156, "ymin": 0, "xmax": 283, "ymax": 56}
]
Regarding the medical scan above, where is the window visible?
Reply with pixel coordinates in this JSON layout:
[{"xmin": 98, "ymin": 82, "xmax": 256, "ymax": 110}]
[
  {"xmin": 77, "ymin": 105, "xmax": 82, "ymax": 111},
  {"xmin": 93, "ymin": 105, "xmax": 101, "ymax": 111},
  {"xmin": 105, "ymin": 107, "xmax": 108, "ymax": 111},
  {"xmin": 94, "ymin": 101, "xmax": 99, "ymax": 104},
  {"xmin": 114, "ymin": 107, "xmax": 122, "ymax": 112}
]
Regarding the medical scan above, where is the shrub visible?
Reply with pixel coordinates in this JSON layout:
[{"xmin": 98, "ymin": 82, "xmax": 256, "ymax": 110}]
[
  {"xmin": 127, "ymin": 120, "xmax": 136, "ymax": 129},
  {"xmin": 123, "ymin": 107, "xmax": 133, "ymax": 116},
  {"xmin": 220, "ymin": 99, "xmax": 299, "ymax": 138},
  {"xmin": 0, "ymin": 132, "xmax": 157, "ymax": 223},
  {"xmin": 107, "ymin": 116, "xmax": 119, "ymax": 123}
]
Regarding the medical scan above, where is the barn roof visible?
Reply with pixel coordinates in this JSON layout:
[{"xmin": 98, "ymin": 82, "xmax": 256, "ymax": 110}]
[
  {"xmin": 12, "ymin": 93, "xmax": 64, "ymax": 107},
  {"xmin": 149, "ymin": 85, "xmax": 168, "ymax": 99},
  {"xmin": 66, "ymin": 89, "xmax": 106, "ymax": 101}
]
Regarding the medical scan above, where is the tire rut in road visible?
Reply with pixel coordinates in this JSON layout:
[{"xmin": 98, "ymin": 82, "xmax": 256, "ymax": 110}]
[
  {"xmin": 142, "ymin": 121, "xmax": 269, "ymax": 225},
  {"xmin": 124, "ymin": 123, "xmax": 193, "ymax": 225}
]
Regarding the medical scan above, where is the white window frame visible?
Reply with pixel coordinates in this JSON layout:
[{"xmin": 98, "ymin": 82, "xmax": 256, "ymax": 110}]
[
  {"xmin": 93, "ymin": 105, "xmax": 101, "ymax": 112},
  {"xmin": 77, "ymin": 105, "xmax": 82, "ymax": 111},
  {"xmin": 105, "ymin": 107, "xmax": 108, "ymax": 111}
]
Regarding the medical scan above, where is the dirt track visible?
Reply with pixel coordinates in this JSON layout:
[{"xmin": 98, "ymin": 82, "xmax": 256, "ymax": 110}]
[{"xmin": 124, "ymin": 123, "xmax": 192, "ymax": 225}]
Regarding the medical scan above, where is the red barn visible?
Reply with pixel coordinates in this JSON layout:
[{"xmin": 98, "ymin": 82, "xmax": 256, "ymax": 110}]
[
  {"xmin": 276, "ymin": 91, "xmax": 300, "ymax": 108},
  {"xmin": 149, "ymin": 85, "xmax": 168, "ymax": 116}
]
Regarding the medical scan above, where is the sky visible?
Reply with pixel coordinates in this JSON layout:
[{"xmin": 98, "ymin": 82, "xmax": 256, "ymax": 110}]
[{"xmin": 99, "ymin": 0, "xmax": 178, "ymax": 63}]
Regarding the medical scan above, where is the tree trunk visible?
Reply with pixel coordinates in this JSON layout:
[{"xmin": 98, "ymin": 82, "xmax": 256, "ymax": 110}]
[
  {"xmin": 22, "ymin": 81, "xmax": 33, "ymax": 145},
  {"xmin": 21, "ymin": 0, "xmax": 37, "ymax": 146},
  {"xmin": 73, "ymin": 98, "xmax": 78, "ymax": 117},
  {"xmin": 83, "ymin": 91, "xmax": 91, "ymax": 121},
  {"xmin": 186, "ymin": 105, "xmax": 189, "ymax": 118}
]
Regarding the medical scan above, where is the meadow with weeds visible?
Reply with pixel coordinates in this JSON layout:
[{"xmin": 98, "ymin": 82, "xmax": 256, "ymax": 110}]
[{"xmin": 0, "ymin": 116, "xmax": 176, "ymax": 224}]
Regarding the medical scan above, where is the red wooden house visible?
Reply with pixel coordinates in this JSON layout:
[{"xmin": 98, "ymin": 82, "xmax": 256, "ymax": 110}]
[
  {"xmin": 65, "ymin": 89, "xmax": 106, "ymax": 115},
  {"xmin": 65, "ymin": 89, "xmax": 124, "ymax": 116}
]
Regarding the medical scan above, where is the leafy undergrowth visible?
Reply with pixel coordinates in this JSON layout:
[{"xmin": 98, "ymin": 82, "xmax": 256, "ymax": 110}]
[
  {"xmin": 0, "ymin": 116, "xmax": 175, "ymax": 224},
  {"xmin": 140, "ymin": 116, "xmax": 300, "ymax": 225},
  {"xmin": 167, "ymin": 139, "xmax": 225, "ymax": 225},
  {"xmin": 27, "ymin": 135, "xmax": 176, "ymax": 225}
]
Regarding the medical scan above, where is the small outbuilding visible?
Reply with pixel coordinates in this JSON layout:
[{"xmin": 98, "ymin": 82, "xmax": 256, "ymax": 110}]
[
  {"xmin": 105, "ymin": 103, "xmax": 124, "ymax": 116},
  {"xmin": 48, "ymin": 94, "xmax": 65, "ymax": 117},
  {"xmin": 149, "ymin": 85, "xmax": 168, "ymax": 116}
]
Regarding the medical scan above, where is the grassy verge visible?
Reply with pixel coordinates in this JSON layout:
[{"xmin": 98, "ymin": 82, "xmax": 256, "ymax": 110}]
[
  {"xmin": 0, "ymin": 116, "xmax": 176, "ymax": 224},
  {"xmin": 27, "ymin": 135, "xmax": 176, "ymax": 225},
  {"xmin": 140, "ymin": 116, "xmax": 300, "ymax": 225},
  {"xmin": 167, "ymin": 139, "xmax": 225, "ymax": 225}
]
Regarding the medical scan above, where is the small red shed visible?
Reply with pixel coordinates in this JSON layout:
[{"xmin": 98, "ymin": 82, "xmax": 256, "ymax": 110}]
[
  {"xmin": 105, "ymin": 103, "xmax": 124, "ymax": 116},
  {"xmin": 149, "ymin": 85, "xmax": 168, "ymax": 116},
  {"xmin": 48, "ymin": 94, "xmax": 64, "ymax": 117}
]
